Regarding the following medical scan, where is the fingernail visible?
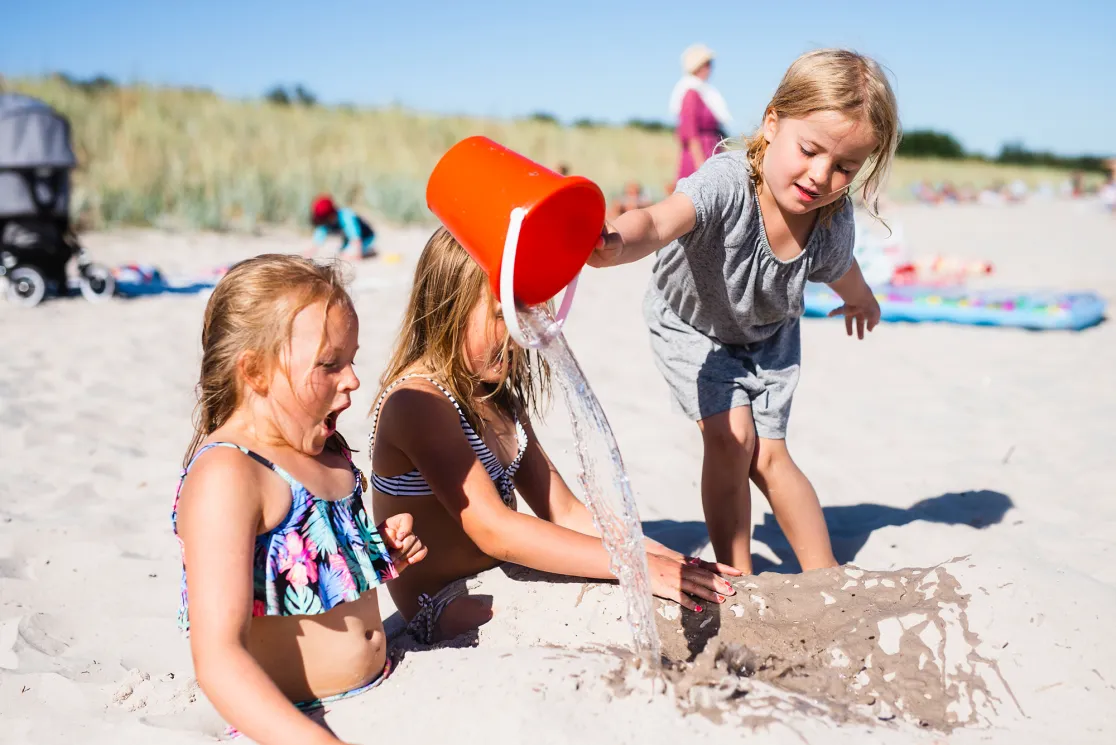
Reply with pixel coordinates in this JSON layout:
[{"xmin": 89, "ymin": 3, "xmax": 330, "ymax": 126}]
[
  {"xmin": 715, "ymin": 593, "xmax": 725, "ymax": 603},
  {"xmin": 694, "ymin": 605, "xmax": 703, "ymax": 613}
]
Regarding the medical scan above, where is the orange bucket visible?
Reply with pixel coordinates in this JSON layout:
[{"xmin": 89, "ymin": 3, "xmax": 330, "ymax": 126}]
[{"xmin": 426, "ymin": 136, "xmax": 606, "ymax": 307}]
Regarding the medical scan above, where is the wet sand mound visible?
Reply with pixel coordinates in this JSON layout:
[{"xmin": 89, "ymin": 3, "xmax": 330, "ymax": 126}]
[{"xmin": 652, "ymin": 559, "xmax": 1019, "ymax": 731}]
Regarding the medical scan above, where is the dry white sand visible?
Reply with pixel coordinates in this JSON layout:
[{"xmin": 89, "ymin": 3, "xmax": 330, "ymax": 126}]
[{"xmin": 1, "ymin": 199, "xmax": 1114, "ymax": 744}]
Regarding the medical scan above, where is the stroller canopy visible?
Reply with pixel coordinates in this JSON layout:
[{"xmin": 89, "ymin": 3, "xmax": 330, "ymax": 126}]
[{"xmin": 0, "ymin": 94, "xmax": 76, "ymax": 170}]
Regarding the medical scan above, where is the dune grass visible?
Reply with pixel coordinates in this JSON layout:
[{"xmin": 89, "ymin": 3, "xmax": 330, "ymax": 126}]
[{"xmin": 3, "ymin": 76, "xmax": 1102, "ymax": 232}]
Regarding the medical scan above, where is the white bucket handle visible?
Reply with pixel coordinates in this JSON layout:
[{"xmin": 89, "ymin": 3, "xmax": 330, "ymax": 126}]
[{"xmin": 500, "ymin": 207, "xmax": 579, "ymax": 348}]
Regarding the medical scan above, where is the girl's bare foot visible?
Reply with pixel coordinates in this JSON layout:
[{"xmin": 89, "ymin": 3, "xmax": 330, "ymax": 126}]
[{"xmin": 434, "ymin": 595, "xmax": 494, "ymax": 642}]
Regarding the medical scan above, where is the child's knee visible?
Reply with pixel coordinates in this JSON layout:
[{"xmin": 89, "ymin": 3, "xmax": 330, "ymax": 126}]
[
  {"xmin": 701, "ymin": 416, "xmax": 757, "ymax": 467},
  {"xmin": 751, "ymin": 437, "xmax": 793, "ymax": 477}
]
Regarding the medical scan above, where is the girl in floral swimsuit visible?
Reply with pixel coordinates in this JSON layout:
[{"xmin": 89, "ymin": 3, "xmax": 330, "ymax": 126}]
[{"xmin": 172, "ymin": 255, "xmax": 426, "ymax": 744}]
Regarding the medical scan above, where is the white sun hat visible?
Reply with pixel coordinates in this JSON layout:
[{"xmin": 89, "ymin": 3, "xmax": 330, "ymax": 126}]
[{"xmin": 681, "ymin": 44, "xmax": 715, "ymax": 75}]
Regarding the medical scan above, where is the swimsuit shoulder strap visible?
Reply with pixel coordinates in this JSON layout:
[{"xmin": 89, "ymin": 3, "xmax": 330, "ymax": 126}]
[
  {"xmin": 182, "ymin": 441, "xmax": 300, "ymax": 490},
  {"xmin": 367, "ymin": 375, "xmax": 469, "ymax": 460}
]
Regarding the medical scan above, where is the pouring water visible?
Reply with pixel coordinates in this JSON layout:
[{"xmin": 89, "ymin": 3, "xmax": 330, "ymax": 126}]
[{"xmin": 518, "ymin": 304, "xmax": 662, "ymax": 668}]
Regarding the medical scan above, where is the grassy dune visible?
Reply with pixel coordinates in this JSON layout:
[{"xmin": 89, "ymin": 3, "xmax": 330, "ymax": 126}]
[{"xmin": 4, "ymin": 76, "xmax": 1100, "ymax": 231}]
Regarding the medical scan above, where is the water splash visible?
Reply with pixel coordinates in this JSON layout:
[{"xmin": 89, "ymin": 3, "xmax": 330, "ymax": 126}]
[
  {"xmin": 519, "ymin": 305, "xmax": 661, "ymax": 666},
  {"xmin": 652, "ymin": 560, "xmax": 1022, "ymax": 730}
]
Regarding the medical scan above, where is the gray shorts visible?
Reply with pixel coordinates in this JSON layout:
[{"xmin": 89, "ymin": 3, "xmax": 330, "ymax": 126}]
[{"xmin": 642, "ymin": 288, "xmax": 800, "ymax": 439}]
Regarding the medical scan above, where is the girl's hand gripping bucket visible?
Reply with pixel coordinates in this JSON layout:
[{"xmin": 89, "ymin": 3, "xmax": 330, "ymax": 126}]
[{"xmin": 426, "ymin": 136, "xmax": 606, "ymax": 347}]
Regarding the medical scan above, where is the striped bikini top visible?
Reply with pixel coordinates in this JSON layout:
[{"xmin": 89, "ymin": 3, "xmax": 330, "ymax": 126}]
[{"xmin": 367, "ymin": 375, "xmax": 527, "ymax": 508}]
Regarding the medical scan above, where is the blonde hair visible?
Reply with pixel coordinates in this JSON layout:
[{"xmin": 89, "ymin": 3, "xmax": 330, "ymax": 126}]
[
  {"xmin": 184, "ymin": 254, "xmax": 355, "ymax": 466},
  {"xmin": 375, "ymin": 227, "xmax": 549, "ymax": 432},
  {"xmin": 739, "ymin": 48, "xmax": 900, "ymax": 222}
]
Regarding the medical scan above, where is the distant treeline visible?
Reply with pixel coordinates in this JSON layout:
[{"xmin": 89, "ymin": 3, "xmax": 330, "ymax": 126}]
[
  {"xmin": 898, "ymin": 129, "xmax": 1110, "ymax": 173},
  {"xmin": 531, "ymin": 111, "xmax": 673, "ymax": 134},
  {"xmin": 14, "ymin": 75, "xmax": 1107, "ymax": 174},
  {"xmin": 32, "ymin": 73, "xmax": 319, "ymax": 108}
]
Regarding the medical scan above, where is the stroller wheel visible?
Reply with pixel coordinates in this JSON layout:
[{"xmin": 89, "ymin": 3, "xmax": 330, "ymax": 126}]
[
  {"xmin": 79, "ymin": 263, "xmax": 116, "ymax": 303},
  {"xmin": 5, "ymin": 266, "xmax": 47, "ymax": 307}
]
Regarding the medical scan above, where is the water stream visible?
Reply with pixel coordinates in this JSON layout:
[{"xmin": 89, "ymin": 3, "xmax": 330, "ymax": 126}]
[{"xmin": 519, "ymin": 305, "xmax": 662, "ymax": 667}]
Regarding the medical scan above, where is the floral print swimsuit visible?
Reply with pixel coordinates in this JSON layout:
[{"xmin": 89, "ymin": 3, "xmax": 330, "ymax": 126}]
[{"xmin": 171, "ymin": 442, "xmax": 398, "ymax": 715}]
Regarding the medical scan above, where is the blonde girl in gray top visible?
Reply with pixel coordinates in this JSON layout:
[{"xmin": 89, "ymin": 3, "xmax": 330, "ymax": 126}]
[{"xmin": 591, "ymin": 49, "xmax": 899, "ymax": 574}]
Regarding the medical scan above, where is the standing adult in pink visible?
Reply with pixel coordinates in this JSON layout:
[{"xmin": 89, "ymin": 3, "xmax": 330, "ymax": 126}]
[{"xmin": 669, "ymin": 44, "xmax": 734, "ymax": 181}]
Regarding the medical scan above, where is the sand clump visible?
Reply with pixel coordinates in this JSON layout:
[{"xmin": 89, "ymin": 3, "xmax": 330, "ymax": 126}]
[{"xmin": 647, "ymin": 559, "xmax": 1020, "ymax": 731}]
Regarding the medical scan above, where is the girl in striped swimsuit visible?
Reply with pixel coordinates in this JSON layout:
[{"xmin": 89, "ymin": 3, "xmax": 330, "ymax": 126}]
[{"xmin": 368, "ymin": 228, "xmax": 741, "ymax": 645}]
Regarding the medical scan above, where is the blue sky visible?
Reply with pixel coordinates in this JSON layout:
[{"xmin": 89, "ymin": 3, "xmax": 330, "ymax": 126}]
[{"xmin": 2, "ymin": 0, "xmax": 1112, "ymax": 156}]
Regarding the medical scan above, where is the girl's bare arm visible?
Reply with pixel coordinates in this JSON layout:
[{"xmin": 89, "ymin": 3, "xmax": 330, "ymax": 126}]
[
  {"xmin": 380, "ymin": 386, "xmax": 735, "ymax": 608},
  {"xmin": 512, "ymin": 413, "xmax": 741, "ymax": 578},
  {"xmin": 587, "ymin": 192, "xmax": 697, "ymax": 268}
]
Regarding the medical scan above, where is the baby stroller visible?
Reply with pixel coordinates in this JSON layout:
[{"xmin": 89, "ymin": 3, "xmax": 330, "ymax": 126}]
[{"xmin": 0, "ymin": 93, "xmax": 113, "ymax": 307}]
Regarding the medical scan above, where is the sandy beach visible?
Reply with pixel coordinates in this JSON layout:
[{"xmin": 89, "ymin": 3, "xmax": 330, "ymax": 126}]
[{"xmin": 1, "ymin": 198, "xmax": 1114, "ymax": 744}]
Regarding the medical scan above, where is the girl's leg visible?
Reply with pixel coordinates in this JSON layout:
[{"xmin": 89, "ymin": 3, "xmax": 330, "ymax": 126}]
[
  {"xmin": 435, "ymin": 596, "xmax": 494, "ymax": 641},
  {"xmin": 697, "ymin": 406, "xmax": 757, "ymax": 573},
  {"xmin": 749, "ymin": 438, "xmax": 836, "ymax": 571},
  {"xmin": 359, "ymin": 236, "xmax": 378, "ymax": 259},
  {"xmin": 403, "ymin": 581, "xmax": 494, "ymax": 644}
]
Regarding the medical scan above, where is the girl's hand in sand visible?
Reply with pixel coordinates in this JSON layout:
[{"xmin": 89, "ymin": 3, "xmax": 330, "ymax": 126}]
[
  {"xmin": 680, "ymin": 554, "xmax": 744, "ymax": 578},
  {"xmin": 379, "ymin": 513, "xmax": 427, "ymax": 573},
  {"xmin": 646, "ymin": 541, "xmax": 743, "ymax": 578},
  {"xmin": 827, "ymin": 296, "xmax": 881, "ymax": 340},
  {"xmin": 647, "ymin": 553, "xmax": 737, "ymax": 611}
]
